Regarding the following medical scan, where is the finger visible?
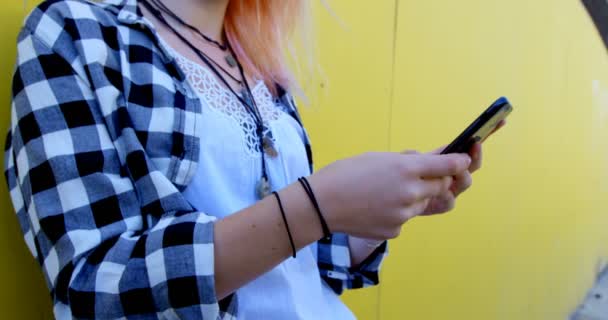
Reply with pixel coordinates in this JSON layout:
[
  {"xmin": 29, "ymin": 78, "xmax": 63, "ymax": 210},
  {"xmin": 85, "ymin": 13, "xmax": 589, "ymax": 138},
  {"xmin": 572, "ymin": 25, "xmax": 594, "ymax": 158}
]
[
  {"xmin": 402, "ymin": 178, "xmax": 443, "ymax": 204},
  {"xmin": 451, "ymin": 171, "xmax": 473, "ymax": 197},
  {"xmin": 410, "ymin": 154, "xmax": 471, "ymax": 178},
  {"xmin": 421, "ymin": 192, "xmax": 455, "ymax": 216},
  {"xmin": 416, "ymin": 176, "xmax": 452, "ymax": 200},
  {"xmin": 442, "ymin": 175, "xmax": 454, "ymax": 190},
  {"xmin": 492, "ymin": 119, "xmax": 506, "ymax": 134},
  {"xmin": 483, "ymin": 120, "xmax": 506, "ymax": 142},
  {"xmin": 468, "ymin": 143, "xmax": 482, "ymax": 172},
  {"xmin": 410, "ymin": 199, "xmax": 430, "ymax": 217},
  {"xmin": 398, "ymin": 199, "xmax": 429, "ymax": 223},
  {"xmin": 441, "ymin": 192, "xmax": 456, "ymax": 212},
  {"xmin": 402, "ymin": 149, "xmax": 420, "ymax": 155}
]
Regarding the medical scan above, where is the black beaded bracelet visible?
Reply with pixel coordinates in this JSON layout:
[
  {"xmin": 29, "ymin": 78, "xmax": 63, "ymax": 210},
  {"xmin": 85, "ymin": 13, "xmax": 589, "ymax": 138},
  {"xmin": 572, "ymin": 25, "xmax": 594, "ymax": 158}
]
[
  {"xmin": 298, "ymin": 177, "xmax": 332, "ymax": 240},
  {"xmin": 272, "ymin": 191, "xmax": 297, "ymax": 258}
]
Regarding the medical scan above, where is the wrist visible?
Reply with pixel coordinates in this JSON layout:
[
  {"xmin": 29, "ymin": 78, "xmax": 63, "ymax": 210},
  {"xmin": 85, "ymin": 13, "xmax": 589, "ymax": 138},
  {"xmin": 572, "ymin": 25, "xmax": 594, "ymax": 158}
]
[
  {"xmin": 278, "ymin": 181, "xmax": 326, "ymax": 248},
  {"xmin": 305, "ymin": 173, "xmax": 343, "ymax": 234},
  {"xmin": 297, "ymin": 177, "xmax": 331, "ymax": 239}
]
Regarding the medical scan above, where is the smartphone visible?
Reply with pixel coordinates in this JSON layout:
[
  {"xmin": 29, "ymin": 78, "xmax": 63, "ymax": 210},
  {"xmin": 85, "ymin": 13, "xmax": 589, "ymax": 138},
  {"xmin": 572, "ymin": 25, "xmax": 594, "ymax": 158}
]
[{"xmin": 440, "ymin": 97, "xmax": 513, "ymax": 154}]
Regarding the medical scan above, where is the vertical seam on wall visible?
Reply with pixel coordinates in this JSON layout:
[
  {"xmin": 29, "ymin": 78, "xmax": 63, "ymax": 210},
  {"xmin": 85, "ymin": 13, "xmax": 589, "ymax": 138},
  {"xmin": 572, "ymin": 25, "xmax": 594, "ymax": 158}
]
[
  {"xmin": 379, "ymin": 1, "xmax": 400, "ymax": 319},
  {"xmin": 386, "ymin": 0, "xmax": 400, "ymax": 153}
]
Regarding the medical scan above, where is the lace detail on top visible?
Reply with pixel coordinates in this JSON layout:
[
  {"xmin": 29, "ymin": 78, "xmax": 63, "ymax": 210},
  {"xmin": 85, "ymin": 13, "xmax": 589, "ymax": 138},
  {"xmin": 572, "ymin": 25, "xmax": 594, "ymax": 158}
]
[{"xmin": 169, "ymin": 48, "xmax": 282, "ymax": 157}]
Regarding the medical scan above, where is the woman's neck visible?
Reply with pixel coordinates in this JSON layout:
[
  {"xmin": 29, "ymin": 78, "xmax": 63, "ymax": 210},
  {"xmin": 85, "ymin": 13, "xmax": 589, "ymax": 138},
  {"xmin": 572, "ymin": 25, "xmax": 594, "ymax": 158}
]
[{"xmin": 157, "ymin": 0, "xmax": 229, "ymax": 41}]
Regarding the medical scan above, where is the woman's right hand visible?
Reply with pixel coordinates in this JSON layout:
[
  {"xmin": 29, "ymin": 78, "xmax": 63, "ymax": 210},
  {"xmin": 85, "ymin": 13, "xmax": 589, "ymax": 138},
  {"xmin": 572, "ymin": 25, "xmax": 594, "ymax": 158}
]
[{"xmin": 307, "ymin": 152, "xmax": 471, "ymax": 240}]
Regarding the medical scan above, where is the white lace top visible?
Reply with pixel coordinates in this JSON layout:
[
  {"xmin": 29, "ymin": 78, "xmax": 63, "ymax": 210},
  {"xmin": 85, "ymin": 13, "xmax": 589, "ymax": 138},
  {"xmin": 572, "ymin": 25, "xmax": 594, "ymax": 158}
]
[
  {"xmin": 172, "ymin": 47, "xmax": 355, "ymax": 319},
  {"xmin": 176, "ymin": 54, "xmax": 282, "ymax": 158}
]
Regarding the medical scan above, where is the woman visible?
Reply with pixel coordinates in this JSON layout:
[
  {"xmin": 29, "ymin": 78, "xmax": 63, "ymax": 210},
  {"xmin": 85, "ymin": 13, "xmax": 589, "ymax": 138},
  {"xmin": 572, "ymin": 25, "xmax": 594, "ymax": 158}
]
[{"xmin": 5, "ymin": 0, "xmax": 490, "ymax": 318}]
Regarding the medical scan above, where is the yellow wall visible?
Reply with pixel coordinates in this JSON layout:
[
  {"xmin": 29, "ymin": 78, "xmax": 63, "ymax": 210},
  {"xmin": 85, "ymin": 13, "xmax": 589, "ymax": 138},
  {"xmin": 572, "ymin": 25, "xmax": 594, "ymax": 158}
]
[
  {"xmin": 2, "ymin": 1, "xmax": 608, "ymax": 319},
  {"xmin": 307, "ymin": 0, "xmax": 608, "ymax": 319},
  {"xmin": 0, "ymin": 2, "xmax": 54, "ymax": 320}
]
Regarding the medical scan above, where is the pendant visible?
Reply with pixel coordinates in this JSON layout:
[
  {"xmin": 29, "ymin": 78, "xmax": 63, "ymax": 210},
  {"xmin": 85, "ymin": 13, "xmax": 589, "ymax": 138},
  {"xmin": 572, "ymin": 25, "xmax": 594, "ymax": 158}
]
[
  {"xmin": 256, "ymin": 177, "xmax": 271, "ymax": 199},
  {"xmin": 262, "ymin": 136, "xmax": 279, "ymax": 158},
  {"xmin": 225, "ymin": 54, "xmax": 237, "ymax": 68}
]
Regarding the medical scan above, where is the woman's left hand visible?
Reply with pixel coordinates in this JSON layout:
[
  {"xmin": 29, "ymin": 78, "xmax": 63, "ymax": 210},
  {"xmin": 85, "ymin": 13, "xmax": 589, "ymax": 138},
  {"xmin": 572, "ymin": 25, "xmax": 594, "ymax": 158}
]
[{"xmin": 416, "ymin": 120, "xmax": 506, "ymax": 215}]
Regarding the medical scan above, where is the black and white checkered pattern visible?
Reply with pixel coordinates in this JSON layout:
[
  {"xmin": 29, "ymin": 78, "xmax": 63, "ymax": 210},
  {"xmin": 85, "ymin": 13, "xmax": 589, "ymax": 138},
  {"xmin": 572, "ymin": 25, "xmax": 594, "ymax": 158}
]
[{"xmin": 4, "ymin": 0, "xmax": 387, "ymax": 318}]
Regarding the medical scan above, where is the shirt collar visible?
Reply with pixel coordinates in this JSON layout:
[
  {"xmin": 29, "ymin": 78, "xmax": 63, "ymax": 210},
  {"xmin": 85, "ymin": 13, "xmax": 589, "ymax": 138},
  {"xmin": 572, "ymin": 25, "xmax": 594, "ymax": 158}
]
[
  {"xmin": 90, "ymin": 0, "xmax": 145, "ymax": 25},
  {"xmin": 115, "ymin": 0, "xmax": 146, "ymax": 24}
]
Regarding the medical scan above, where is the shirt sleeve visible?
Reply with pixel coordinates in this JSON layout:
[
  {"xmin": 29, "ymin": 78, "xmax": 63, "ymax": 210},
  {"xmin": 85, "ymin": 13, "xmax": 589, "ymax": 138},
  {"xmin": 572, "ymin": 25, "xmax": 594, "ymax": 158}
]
[
  {"xmin": 317, "ymin": 233, "xmax": 388, "ymax": 295},
  {"xmin": 279, "ymin": 82, "xmax": 389, "ymax": 295},
  {"xmin": 5, "ymin": 26, "xmax": 231, "ymax": 319}
]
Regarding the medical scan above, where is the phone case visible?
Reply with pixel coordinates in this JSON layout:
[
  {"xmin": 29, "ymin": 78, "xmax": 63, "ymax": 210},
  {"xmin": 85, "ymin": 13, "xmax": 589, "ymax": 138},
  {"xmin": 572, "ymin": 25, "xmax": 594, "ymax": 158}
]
[{"xmin": 440, "ymin": 97, "xmax": 512, "ymax": 154}]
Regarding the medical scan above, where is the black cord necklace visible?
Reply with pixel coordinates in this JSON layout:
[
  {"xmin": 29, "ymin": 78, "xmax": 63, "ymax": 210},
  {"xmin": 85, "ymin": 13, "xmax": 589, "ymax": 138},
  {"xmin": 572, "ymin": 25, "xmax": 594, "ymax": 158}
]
[
  {"xmin": 139, "ymin": 0, "xmax": 241, "ymax": 87},
  {"xmin": 140, "ymin": 0, "xmax": 278, "ymax": 199},
  {"xmin": 145, "ymin": 0, "xmax": 239, "ymax": 70},
  {"xmin": 205, "ymin": 55, "xmax": 243, "ymax": 87}
]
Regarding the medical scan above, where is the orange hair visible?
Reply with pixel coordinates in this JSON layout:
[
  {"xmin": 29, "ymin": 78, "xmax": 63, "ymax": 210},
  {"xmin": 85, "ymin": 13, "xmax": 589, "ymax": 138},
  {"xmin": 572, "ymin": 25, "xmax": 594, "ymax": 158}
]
[{"xmin": 224, "ymin": 0, "xmax": 310, "ymax": 96}]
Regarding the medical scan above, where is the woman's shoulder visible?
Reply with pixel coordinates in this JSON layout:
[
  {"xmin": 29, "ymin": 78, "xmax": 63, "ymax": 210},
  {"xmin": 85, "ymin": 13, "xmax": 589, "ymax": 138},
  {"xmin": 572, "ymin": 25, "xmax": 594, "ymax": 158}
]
[{"xmin": 21, "ymin": 0, "xmax": 126, "ymax": 48}]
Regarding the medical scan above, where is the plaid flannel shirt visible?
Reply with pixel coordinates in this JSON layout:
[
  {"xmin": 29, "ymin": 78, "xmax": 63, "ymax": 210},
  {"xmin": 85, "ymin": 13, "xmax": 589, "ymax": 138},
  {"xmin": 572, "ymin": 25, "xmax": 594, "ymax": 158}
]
[{"xmin": 4, "ymin": 0, "xmax": 388, "ymax": 318}]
